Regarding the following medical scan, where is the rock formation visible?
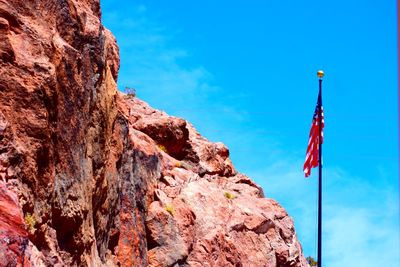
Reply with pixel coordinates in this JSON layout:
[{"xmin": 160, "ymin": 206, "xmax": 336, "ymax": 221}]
[{"xmin": 0, "ymin": 0, "xmax": 308, "ymax": 266}]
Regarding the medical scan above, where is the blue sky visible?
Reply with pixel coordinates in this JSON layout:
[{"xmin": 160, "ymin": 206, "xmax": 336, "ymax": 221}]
[{"xmin": 100, "ymin": 1, "xmax": 399, "ymax": 266}]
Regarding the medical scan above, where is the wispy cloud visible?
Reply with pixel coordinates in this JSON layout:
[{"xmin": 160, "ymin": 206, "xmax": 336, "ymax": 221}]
[
  {"xmin": 324, "ymin": 205, "xmax": 399, "ymax": 266},
  {"xmin": 323, "ymin": 167, "xmax": 399, "ymax": 267},
  {"xmin": 102, "ymin": 2, "xmax": 255, "ymax": 144},
  {"xmin": 249, "ymin": 159, "xmax": 399, "ymax": 265},
  {"xmin": 102, "ymin": 4, "xmax": 218, "ymax": 113}
]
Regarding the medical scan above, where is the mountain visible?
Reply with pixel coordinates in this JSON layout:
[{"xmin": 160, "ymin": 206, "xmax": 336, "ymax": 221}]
[{"xmin": 0, "ymin": 0, "xmax": 307, "ymax": 266}]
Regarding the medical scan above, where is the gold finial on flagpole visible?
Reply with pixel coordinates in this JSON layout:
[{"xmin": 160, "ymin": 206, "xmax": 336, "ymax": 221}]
[{"xmin": 317, "ymin": 70, "xmax": 324, "ymax": 79}]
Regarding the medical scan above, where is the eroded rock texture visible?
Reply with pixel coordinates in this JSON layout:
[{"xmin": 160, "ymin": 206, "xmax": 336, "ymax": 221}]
[{"xmin": 0, "ymin": 0, "xmax": 308, "ymax": 266}]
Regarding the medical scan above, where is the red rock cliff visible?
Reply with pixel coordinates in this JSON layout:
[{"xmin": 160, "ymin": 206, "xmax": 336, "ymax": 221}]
[{"xmin": 0, "ymin": 0, "xmax": 308, "ymax": 266}]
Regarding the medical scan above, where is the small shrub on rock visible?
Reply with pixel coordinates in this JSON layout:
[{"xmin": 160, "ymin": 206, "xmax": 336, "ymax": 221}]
[
  {"xmin": 306, "ymin": 256, "xmax": 317, "ymax": 266},
  {"xmin": 165, "ymin": 204, "xmax": 175, "ymax": 216},
  {"xmin": 157, "ymin": 144, "xmax": 168, "ymax": 153},
  {"xmin": 224, "ymin": 192, "xmax": 236, "ymax": 200},
  {"xmin": 125, "ymin": 86, "xmax": 136, "ymax": 98},
  {"xmin": 24, "ymin": 213, "xmax": 36, "ymax": 233}
]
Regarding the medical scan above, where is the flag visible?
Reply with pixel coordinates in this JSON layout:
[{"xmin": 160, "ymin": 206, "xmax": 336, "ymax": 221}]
[{"xmin": 303, "ymin": 90, "xmax": 324, "ymax": 177}]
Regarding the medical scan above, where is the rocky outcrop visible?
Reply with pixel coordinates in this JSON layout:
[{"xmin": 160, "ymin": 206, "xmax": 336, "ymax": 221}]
[
  {"xmin": 119, "ymin": 97, "xmax": 307, "ymax": 267},
  {"xmin": 0, "ymin": 0, "xmax": 307, "ymax": 266}
]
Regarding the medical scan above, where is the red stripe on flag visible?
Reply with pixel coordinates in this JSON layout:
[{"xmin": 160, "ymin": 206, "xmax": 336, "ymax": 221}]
[{"xmin": 303, "ymin": 106, "xmax": 324, "ymax": 177}]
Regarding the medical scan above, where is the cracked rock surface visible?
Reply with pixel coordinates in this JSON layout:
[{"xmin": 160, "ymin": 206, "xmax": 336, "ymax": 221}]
[{"xmin": 0, "ymin": 0, "xmax": 308, "ymax": 266}]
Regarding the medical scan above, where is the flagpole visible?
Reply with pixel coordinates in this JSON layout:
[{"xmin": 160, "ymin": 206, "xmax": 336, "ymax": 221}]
[{"xmin": 317, "ymin": 70, "xmax": 324, "ymax": 267}]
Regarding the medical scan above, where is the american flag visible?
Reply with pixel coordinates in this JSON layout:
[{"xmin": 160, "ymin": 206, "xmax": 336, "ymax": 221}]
[{"xmin": 303, "ymin": 91, "xmax": 324, "ymax": 177}]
